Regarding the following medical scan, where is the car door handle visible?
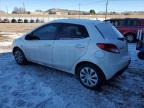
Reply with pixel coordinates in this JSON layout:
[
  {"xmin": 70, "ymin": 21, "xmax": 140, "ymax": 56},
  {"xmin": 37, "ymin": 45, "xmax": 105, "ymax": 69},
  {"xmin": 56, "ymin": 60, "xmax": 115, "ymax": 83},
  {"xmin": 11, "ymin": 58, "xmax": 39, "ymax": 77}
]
[{"xmin": 75, "ymin": 44, "xmax": 85, "ymax": 48}]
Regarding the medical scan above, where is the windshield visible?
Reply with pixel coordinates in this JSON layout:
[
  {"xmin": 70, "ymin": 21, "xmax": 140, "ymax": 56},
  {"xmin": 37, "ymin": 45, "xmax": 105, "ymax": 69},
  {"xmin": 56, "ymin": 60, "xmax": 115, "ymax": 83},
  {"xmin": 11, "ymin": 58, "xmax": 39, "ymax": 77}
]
[{"xmin": 96, "ymin": 23, "xmax": 124, "ymax": 39}]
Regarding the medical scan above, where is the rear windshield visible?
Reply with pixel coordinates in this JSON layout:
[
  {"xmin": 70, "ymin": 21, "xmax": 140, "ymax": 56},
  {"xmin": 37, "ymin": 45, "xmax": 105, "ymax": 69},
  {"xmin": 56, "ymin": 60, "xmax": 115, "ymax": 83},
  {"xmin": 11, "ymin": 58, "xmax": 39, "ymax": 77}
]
[{"xmin": 96, "ymin": 23, "xmax": 124, "ymax": 39}]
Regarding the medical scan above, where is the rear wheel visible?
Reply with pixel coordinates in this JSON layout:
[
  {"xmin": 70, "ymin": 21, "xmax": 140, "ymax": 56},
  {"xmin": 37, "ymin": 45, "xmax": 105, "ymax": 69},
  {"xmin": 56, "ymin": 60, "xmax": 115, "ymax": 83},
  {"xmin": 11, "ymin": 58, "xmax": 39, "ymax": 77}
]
[
  {"xmin": 138, "ymin": 52, "xmax": 144, "ymax": 60},
  {"xmin": 77, "ymin": 63, "xmax": 104, "ymax": 90},
  {"xmin": 125, "ymin": 34, "xmax": 135, "ymax": 43},
  {"xmin": 13, "ymin": 48, "xmax": 28, "ymax": 65}
]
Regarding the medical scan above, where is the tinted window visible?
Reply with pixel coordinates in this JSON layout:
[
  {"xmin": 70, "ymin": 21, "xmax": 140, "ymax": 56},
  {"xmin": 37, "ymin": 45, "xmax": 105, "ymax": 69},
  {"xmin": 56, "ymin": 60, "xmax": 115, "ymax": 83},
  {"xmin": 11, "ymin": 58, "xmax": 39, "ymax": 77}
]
[
  {"xmin": 59, "ymin": 24, "xmax": 89, "ymax": 39},
  {"xmin": 118, "ymin": 20, "xmax": 126, "ymax": 26},
  {"xmin": 141, "ymin": 20, "xmax": 144, "ymax": 26},
  {"xmin": 96, "ymin": 23, "xmax": 123, "ymax": 39},
  {"xmin": 105, "ymin": 20, "xmax": 111, "ymax": 23},
  {"xmin": 33, "ymin": 24, "xmax": 59, "ymax": 40},
  {"xmin": 109, "ymin": 20, "xmax": 119, "ymax": 27},
  {"xmin": 106, "ymin": 20, "xmax": 125, "ymax": 27},
  {"xmin": 126, "ymin": 20, "xmax": 140, "ymax": 26},
  {"xmin": 114, "ymin": 20, "xmax": 119, "ymax": 27}
]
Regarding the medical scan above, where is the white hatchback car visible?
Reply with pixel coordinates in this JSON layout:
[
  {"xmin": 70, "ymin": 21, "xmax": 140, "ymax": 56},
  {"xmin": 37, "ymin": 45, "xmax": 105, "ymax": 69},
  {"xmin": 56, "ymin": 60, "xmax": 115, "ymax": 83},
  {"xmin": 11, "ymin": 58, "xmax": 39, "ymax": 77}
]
[{"xmin": 12, "ymin": 19, "xmax": 131, "ymax": 90}]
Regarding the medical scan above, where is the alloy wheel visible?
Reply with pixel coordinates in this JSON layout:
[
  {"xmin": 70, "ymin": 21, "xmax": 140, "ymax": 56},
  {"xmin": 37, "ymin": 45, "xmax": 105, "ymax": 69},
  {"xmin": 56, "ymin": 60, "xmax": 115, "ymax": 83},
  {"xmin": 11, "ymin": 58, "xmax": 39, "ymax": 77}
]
[
  {"xmin": 14, "ymin": 50, "xmax": 24, "ymax": 64},
  {"xmin": 80, "ymin": 67, "xmax": 98, "ymax": 87}
]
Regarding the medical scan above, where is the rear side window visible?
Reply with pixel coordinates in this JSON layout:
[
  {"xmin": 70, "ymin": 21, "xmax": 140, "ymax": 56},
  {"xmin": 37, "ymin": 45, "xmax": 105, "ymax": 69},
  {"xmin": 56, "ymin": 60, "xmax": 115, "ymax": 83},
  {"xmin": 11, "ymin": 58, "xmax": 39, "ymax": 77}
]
[
  {"xmin": 126, "ymin": 20, "xmax": 141, "ymax": 26},
  {"xmin": 59, "ymin": 24, "xmax": 89, "ymax": 40},
  {"xmin": 105, "ymin": 19, "xmax": 126, "ymax": 27},
  {"xmin": 96, "ymin": 23, "xmax": 123, "ymax": 39},
  {"xmin": 118, "ymin": 20, "xmax": 126, "ymax": 26},
  {"xmin": 105, "ymin": 20, "xmax": 117, "ymax": 26},
  {"xmin": 109, "ymin": 20, "xmax": 119, "ymax": 27}
]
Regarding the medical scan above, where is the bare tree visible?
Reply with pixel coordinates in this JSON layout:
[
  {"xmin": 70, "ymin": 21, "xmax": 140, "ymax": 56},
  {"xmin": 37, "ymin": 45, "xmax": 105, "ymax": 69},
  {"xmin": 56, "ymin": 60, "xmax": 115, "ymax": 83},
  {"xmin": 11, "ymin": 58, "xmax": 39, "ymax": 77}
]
[{"xmin": 12, "ymin": 7, "xmax": 30, "ymax": 14}]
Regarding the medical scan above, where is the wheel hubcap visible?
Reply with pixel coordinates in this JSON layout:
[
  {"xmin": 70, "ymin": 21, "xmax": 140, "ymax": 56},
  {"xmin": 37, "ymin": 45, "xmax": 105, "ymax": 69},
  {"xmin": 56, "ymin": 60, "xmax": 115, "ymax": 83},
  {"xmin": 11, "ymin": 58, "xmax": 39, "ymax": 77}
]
[
  {"xmin": 80, "ymin": 67, "xmax": 98, "ymax": 87},
  {"xmin": 14, "ymin": 50, "xmax": 23, "ymax": 63}
]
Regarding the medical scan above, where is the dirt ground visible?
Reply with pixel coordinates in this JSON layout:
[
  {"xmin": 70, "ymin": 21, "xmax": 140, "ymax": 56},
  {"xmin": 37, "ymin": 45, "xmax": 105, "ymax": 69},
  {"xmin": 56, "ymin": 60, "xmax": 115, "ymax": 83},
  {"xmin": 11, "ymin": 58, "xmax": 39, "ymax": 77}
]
[
  {"xmin": 0, "ymin": 35, "xmax": 13, "ymax": 42},
  {"xmin": 1, "ymin": 13, "xmax": 144, "ymax": 18},
  {"xmin": 0, "ymin": 23, "xmax": 42, "ymax": 33}
]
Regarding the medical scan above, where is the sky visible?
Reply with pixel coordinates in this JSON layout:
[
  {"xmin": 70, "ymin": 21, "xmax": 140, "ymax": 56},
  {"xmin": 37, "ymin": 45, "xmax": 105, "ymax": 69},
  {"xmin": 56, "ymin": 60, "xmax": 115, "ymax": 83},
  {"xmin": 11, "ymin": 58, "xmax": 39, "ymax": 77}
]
[{"xmin": 0, "ymin": 0, "xmax": 144, "ymax": 13}]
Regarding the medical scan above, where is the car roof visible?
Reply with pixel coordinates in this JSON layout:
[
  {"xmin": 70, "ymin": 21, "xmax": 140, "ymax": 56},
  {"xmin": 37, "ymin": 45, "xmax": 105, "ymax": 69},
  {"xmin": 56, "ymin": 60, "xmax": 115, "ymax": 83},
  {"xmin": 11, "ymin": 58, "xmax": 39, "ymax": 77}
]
[{"xmin": 51, "ymin": 19, "xmax": 103, "ymax": 25}]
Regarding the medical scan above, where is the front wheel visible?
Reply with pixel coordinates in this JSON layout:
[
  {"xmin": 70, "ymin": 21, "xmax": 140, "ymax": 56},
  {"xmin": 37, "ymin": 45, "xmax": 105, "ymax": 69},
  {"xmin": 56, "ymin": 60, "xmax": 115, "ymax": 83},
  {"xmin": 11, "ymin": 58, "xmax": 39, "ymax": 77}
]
[
  {"xmin": 77, "ymin": 64, "xmax": 104, "ymax": 90},
  {"xmin": 13, "ymin": 48, "xmax": 28, "ymax": 65},
  {"xmin": 138, "ymin": 52, "xmax": 144, "ymax": 60}
]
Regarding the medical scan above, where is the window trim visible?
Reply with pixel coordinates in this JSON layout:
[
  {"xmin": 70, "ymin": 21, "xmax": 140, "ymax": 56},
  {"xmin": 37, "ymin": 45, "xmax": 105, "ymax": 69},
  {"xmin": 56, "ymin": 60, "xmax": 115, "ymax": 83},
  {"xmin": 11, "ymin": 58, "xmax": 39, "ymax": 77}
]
[
  {"xmin": 126, "ymin": 19, "xmax": 141, "ymax": 26},
  {"xmin": 25, "ymin": 23, "xmax": 61, "ymax": 41},
  {"xmin": 57, "ymin": 23, "xmax": 89, "ymax": 40}
]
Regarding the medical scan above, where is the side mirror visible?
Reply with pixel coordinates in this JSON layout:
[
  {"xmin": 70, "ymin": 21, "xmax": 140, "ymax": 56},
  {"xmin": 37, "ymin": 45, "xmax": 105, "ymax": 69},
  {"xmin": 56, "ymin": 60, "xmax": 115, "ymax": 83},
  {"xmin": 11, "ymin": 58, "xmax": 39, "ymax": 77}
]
[
  {"xmin": 25, "ymin": 33, "xmax": 40, "ymax": 40},
  {"xmin": 25, "ymin": 33, "xmax": 32, "ymax": 40}
]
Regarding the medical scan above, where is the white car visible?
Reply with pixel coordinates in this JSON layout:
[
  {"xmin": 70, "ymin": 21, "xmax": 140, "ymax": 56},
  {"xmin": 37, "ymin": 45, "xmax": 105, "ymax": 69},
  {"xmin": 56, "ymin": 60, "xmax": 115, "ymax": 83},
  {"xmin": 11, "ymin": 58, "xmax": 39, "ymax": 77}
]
[{"xmin": 12, "ymin": 19, "xmax": 131, "ymax": 90}]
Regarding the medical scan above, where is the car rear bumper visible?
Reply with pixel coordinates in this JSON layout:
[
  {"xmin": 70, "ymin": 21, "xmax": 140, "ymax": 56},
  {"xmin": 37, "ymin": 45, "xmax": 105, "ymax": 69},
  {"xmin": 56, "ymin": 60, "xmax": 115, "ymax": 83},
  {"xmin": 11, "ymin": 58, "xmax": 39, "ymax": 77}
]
[
  {"xmin": 110, "ymin": 59, "xmax": 131, "ymax": 79},
  {"xmin": 100, "ymin": 55, "xmax": 131, "ymax": 80}
]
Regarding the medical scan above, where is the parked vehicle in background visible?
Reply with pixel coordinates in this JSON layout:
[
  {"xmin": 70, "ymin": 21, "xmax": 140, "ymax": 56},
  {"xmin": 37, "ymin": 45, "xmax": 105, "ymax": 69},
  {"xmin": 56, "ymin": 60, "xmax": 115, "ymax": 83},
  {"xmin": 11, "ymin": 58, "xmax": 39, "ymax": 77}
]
[
  {"xmin": 24, "ymin": 19, "xmax": 29, "ymax": 23},
  {"xmin": 18, "ymin": 19, "xmax": 23, "ymax": 23},
  {"xmin": 36, "ymin": 19, "xmax": 41, "ymax": 23},
  {"xmin": 11, "ymin": 19, "xmax": 17, "ymax": 23},
  {"xmin": 136, "ymin": 29, "xmax": 144, "ymax": 60},
  {"xmin": 105, "ymin": 18, "xmax": 144, "ymax": 43},
  {"xmin": 12, "ymin": 19, "xmax": 131, "ymax": 90},
  {"xmin": 40, "ymin": 20, "xmax": 44, "ymax": 23},
  {"xmin": 2, "ymin": 19, "xmax": 10, "ymax": 23},
  {"xmin": 30, "ymin": 19, "xmax": 35, "ymax": 23},
  {"xmin": 0, "ymin": 18, "xmax": 3, "ymax": 23}
]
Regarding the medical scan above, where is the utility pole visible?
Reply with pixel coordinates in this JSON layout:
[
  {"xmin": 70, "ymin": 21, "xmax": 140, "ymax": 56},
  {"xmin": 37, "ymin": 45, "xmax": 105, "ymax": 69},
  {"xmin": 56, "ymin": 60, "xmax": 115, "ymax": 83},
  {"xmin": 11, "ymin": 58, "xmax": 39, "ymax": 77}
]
[
  {"xmin": 23, "ymin": 1, "xmax": 26, "ymax": 20},
  {"xmin": 78, "ymin": 3, "xmax": 81, "ymax": 19},
  {"xmin": 43, "ymin": 11, "xmax": 45, "ymax": 23},
  {"xmin": 6, "ymin": 5, "xmax": 8, "ymax": 14},
  {"xmin": 105, "ymin": 0, "xmax": 109, "ymax": 20},
  {"xmin": 5, "ymin": 5, "xmax": 8, "ymax": 19},
  {"xmin": 23, "ymin": 1, "xmax": 26, "ymax": 13}
]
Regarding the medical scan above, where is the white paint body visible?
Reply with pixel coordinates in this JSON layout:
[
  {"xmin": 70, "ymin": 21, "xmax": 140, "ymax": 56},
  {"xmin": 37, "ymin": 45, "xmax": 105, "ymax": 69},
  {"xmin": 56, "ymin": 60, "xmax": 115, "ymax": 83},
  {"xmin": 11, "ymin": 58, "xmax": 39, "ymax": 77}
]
[{"xmin": 13, "ymin": 19, "xmax": 131, "ymax": 80}]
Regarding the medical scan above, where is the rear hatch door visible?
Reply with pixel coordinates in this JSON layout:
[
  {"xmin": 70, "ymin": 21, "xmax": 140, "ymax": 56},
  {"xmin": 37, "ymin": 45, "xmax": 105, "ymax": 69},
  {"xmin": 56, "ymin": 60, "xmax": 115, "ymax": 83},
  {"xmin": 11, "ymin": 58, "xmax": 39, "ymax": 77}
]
[{"xmin": 95, "ymin": 22, "xmax": 128, "ymax": 56}]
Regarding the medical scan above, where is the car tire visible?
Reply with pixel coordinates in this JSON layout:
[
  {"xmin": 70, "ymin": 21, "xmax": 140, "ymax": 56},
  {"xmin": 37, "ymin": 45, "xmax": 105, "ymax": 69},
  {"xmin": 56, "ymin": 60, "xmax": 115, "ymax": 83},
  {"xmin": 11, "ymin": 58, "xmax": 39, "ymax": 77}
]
[
  {"xmin": 77, "ymin": 63, "xmax": 104, "ymax": 90},
  {"xmin": 138, "ymin": 52, "xmax": 144, "ymax": 60},
  {"xmin": 125, "ymin": 34, "xmax": 135, "ymax": 43},
  {"xmin": 13, "ymin": 48, "xmax": 28, "ymax": 65}
]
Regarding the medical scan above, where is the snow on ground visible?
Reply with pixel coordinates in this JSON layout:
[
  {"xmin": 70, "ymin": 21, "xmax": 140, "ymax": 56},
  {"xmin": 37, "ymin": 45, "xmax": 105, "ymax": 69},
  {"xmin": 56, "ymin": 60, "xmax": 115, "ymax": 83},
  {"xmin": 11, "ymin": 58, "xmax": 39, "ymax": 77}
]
[
  {"xmin": 0, "ymin": 42, "xmax": 12, "ymax": 47},
  {"xmin": 0, "ymin": 32, "xmax": 24, "ymax": 53},
  {"xmin": 0, "ymin": 33, "xmax": 144, "ymax": 108},
  {"xmin": 0, "ymin": 32, "xmax": 23, "ymax": 38}
]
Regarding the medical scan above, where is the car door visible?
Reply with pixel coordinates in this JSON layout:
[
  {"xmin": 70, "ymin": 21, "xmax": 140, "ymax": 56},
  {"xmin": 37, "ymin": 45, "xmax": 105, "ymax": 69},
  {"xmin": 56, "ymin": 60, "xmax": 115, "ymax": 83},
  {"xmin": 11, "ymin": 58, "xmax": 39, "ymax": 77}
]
[
  {"xmin": 53, "ymin": 23, "xmax": 90, "ymax": 71},
  {"xmin": 126, "ymin": 19, "xmax": 142, "ymax": 32},
  {"xmin": 24, "ymin": 23, "xmax": 60, "ymax": 65}
]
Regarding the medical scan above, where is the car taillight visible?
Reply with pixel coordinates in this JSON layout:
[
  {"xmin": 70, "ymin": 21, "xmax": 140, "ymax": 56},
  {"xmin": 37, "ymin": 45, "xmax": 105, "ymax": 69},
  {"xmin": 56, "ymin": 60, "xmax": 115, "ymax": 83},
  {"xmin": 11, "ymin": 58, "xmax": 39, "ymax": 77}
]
[{"xmin": 97, "ymin": 43, "xmax": 120, "ymax": 53}]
